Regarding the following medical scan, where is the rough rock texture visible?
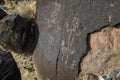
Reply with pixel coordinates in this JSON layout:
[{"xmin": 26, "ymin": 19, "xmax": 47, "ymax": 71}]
[
  {"xmin": 80, "ymin": 27, "xmax": 120, "ymax": 80},
  {"xmin": 34, "ymin": 0, "xmax": 120, "ymax": 80},
  {"xmin": 78, "ymin": 69, "xmax": 120, "ymax": 80},
  {"xmin": 0, "ymin": 49, "xmax": 21, "ymax": 80},
  {"xmin": 0, "ymin": 9, "xmax": 7, "ymax": 20},
  {"xmin": 0, "ymin": 14, "xmax": 33, "ymax": 53}
]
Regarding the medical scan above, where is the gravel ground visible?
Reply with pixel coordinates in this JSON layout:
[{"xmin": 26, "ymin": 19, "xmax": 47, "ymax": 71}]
[{"xmin": 12, "ymin": 52, "xmax": 38, "ymax": 80}]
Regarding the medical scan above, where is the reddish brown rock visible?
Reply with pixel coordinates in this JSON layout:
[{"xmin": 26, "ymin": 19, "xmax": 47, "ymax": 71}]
[{"xmin": 80, "ymin": 27, "xmax": 120, "ymax": 79}]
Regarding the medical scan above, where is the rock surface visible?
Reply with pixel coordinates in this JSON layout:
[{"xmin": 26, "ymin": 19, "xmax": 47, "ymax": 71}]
[
  {"xmin": 0, "ymin": 14, "xmax": 32, "ymax": 53},
  {"xmin": 0, "ymin": 9, "xmax": 7, "ymax": 20},
  {"xmin": 34, "ymin": 0, "xmax": 120, "ymax": 80},
  {"xmin": 0, "ymin": 49, "xmax": 21, "ymax": 80},
  {"xmin": 80, "ymin": 27, "xmax": 120, "ymax": 80},
  {"xmin": 78, "ymin": 68, "xmax": 120, "ymax": 80}
]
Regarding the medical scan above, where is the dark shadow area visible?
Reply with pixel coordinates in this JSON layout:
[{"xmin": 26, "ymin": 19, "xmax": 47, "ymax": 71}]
[
  {"xmin": 0, "ymin": 8, "xmax": 7, "ymax": 20},
  {"xmin": 0, "ymin": 0, "xmax": 5, "ymax": 5},
  {"xmin": 0, "ymin": 50, "xmax": 21, "ymax": 80},
  {"xmin": 23, "ymin": 22, "xmax": 39, "ymax": 55},
  {"xmin": 114, "ymin": 23, "xmax": 120, "ymax": 28},
  {"xmin": 0, "ymin": 14, "xmax": 39, "ymax": 55}
]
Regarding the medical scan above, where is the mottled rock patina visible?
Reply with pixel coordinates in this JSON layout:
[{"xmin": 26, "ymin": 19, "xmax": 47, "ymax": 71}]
[{"xmin": 34, "ymin": 0, "xmax": 120, "ymax": 80}]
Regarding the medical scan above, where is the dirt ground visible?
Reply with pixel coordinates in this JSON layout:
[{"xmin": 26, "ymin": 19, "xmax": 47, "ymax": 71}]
[{"xmin": 12, "ymin": 52, "xmax": 38, "ymax": 80}]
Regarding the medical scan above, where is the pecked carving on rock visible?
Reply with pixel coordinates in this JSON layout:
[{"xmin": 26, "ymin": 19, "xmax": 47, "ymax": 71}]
[{"xmin": 34, "ymin": 0, "xmax": 120, "ymax": 80}]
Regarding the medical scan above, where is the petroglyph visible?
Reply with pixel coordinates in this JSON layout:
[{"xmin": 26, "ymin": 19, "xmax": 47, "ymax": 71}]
[
  {"xmin": 48, "ymin": 2, "xmax": 61, "ymax": 45},
  {"xmin": 61, "ymin": 17, "xmax": 81, "ymax": 65},
  {"xmin": 110, "ymin": 4, "xmax": 114, "ymax": 7},
  {"xmin": 61, "ymin": 40, "xmax": 69, "ymax": 62},
  {"xmin": 71, "ymin": 60, "xmax": 77, "ymax": 69},
  {"xmin": 35, "ymin": 0, "xmax": 120, "ymax": 80},
  {"xmin": 48, "ymin": 34, "xmax": 54, "ymax": 45},
  {"xmin": 67, "ymin": 17, "xmax": 81, "ymax": 45},
  {"xmin": 109, "ymin": 16, "xmax": 112, "ymax": 22},
  {"xmin": 61, "ymin": 40, "xmax": 75, "ymax": 64},
  {"xmin": 66, "ymin": 17, "xmax": 81, "ymax": 36},
  {"xmin": 48, "ymin": 2, "xmax": 61, "ymax": 28}
]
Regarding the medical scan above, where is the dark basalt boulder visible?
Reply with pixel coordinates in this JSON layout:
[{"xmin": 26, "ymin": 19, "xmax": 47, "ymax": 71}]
[
  {"xmin": 0, "ymin": 49, "xmax": 21, "ymax": 80},
  {"xmin": 0, "ymin": 14, "xmax": 32, "ymax": 53},
  {"xmin": 34, "ymin": 0, "xmax": 120, "ymax": 80},
  {"xmin": 0, "ymin": 9, "xmax": 7, "ymax": 20},
  {"xmin": 0, "ymin": 0, "xmax": 5, "ymax": 5}
]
